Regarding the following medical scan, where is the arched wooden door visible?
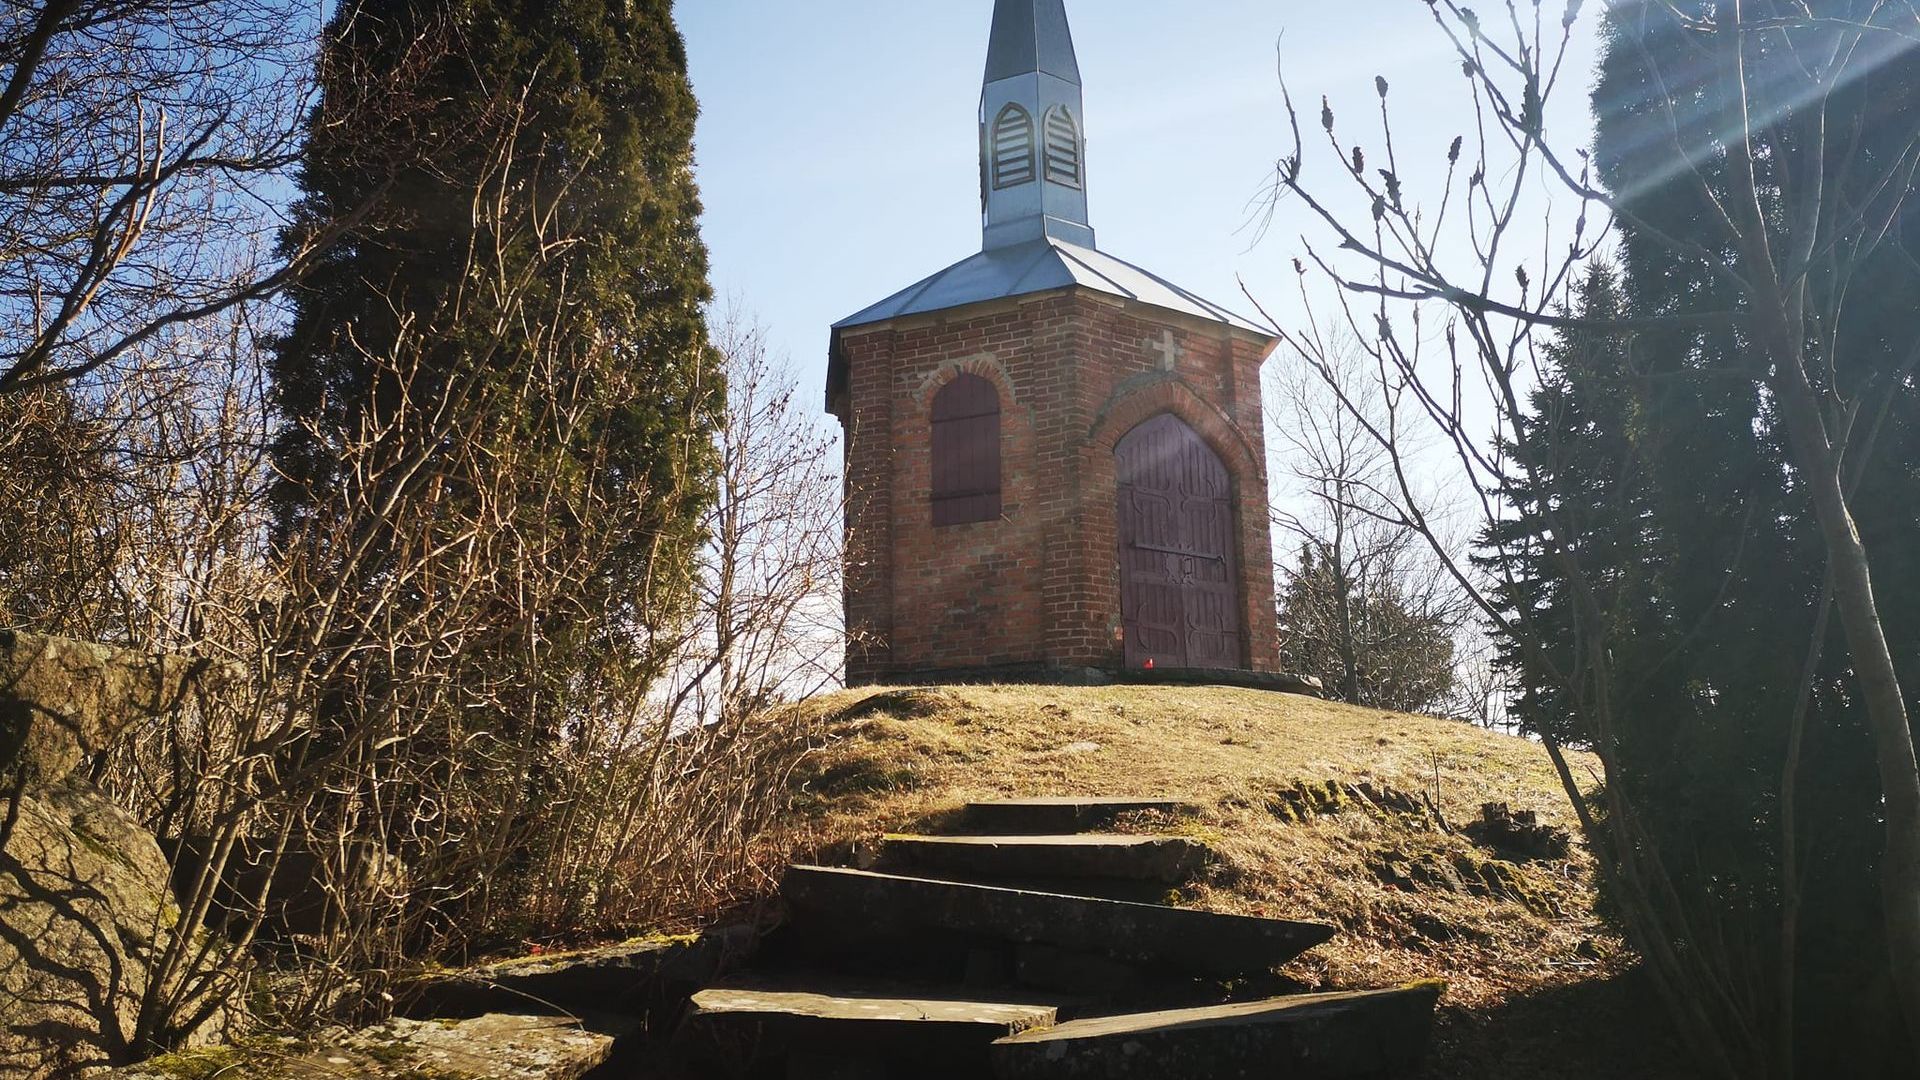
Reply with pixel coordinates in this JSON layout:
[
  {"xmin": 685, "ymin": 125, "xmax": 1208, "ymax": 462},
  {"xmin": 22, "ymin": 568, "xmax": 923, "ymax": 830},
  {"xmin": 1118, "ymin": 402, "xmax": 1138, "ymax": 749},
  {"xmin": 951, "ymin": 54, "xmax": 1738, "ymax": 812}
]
[{"xmin": 1115, "ymin": 413, "xmax": 1243, "ymax": 670}]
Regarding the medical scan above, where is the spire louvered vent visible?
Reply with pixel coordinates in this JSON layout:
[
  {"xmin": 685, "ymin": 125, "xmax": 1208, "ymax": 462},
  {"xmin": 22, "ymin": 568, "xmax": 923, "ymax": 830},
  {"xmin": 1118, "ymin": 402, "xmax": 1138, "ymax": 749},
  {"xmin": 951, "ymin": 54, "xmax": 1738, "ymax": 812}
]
[
  {"xmin": 991, "ymin": 104, "xmax": 1036, "ymax": 189},
  {"xmin": 1043, "ymin": 106, "xmax": 1082, "ymax": 188},
  {"xmin": 978, "ymin": 0, "xmax": 1093, "ymax": 249}
]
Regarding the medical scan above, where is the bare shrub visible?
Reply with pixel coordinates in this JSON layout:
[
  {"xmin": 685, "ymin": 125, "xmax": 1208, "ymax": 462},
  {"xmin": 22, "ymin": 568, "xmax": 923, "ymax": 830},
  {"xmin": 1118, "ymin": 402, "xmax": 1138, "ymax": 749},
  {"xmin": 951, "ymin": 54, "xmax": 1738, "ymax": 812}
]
[
  {"xmin": 10, "ymin": 141, "xmax": 847, "ymax": 1058},
  {"xmin": 0, "ymin": 0, "xmax": 351, "ymax": 394},
  {"xmin": 1267, "ymin": 340, "xmax": 1471, "ymax": 712},
  {"xmin": 1, "ymin": 0, "xmax": 849, "ymax": 1052}
]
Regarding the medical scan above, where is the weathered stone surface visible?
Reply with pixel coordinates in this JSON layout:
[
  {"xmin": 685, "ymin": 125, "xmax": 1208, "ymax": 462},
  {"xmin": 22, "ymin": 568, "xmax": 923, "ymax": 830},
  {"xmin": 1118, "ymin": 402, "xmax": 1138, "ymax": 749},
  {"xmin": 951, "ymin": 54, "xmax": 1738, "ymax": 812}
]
[
  {"xmin": 1007, "ymin": 943, "xmax": 1196, "ymax": 1005},
  {"xmin": 340, "ymin": 1015, "xmax": 620, "ymax": 1080},
  {"xmin": 961, "ymin": 798, "xmax": 1197, "ymax": 835},
  {"xmin": 692, "ymin": 980, "xmax": 1055, "ymax": 1031},
  {"xmin": 989, "ymin": 983, "xmax": 1444, "ymax": 1079},
  {"xmin": 399, "ymin": 926, "xmax": 754, "ymax": 1021},
  {"xmin": 682, "ymin": 977, "xmax": 1055, "ymax": 1077},
  {"xmin": 111, "ymin": 1014, "xmax": 623, "ymax": 1080},
  {"xmin": 781, "ymin": 867, "xmax": 1334, "ymax": 979},
  {"xmin": 1, "ymin": 777, "xmax": 233, "ymax": 1079},
  {"xmin": 884, "ymin": 834, "xmax": 1209, "ymax": 883},
  {"xmin": 0, "ymin": 630, "xmax": 241, "ymax": 788}
]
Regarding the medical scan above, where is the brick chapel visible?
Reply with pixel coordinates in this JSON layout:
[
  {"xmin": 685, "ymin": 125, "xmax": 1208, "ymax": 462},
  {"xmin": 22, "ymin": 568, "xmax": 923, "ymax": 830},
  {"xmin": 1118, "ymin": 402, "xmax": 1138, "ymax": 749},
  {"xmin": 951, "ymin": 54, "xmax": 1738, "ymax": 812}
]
[{"xmin": 827, "ymin": 0, "xmax": 1281, "ymax": 686}]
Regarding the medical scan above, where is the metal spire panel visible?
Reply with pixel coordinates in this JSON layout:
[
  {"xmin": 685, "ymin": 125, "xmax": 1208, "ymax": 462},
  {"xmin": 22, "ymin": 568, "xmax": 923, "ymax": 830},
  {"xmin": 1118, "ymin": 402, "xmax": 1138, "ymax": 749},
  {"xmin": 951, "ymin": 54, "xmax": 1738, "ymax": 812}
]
[
  {"xmin": 981, "ymin": 0, "xmax": 1092, "ymax": 250},
  {"xmin": 985, "ymin": 0, "xmax": 1081, "ymax": 83}
]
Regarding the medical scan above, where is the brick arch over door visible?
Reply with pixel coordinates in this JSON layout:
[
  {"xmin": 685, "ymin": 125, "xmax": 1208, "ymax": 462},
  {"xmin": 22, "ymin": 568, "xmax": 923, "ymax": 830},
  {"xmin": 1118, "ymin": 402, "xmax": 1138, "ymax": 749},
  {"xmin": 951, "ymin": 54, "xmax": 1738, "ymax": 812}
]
[
  {"xmin": 1086, "ymin": 377, "xmax": 1263, "ymax": 485},
  {"xmin": 1114, "ymin": 413, "xmax": 1243, "ymax": 670}
]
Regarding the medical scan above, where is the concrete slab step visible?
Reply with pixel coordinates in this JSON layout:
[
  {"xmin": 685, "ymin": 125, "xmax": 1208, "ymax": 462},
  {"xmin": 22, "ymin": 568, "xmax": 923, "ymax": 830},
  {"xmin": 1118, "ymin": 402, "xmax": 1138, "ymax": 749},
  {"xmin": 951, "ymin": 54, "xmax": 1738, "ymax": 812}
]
[
  {"xmin": 989, "ymin": 983, "xmax": 1444, "ymax": 1079},
  {"xmin": 680, "ymin": 976, "xmax": 1057, "ymax": 1077},
  {"xmin": 882, "ymin": 834, "xmax": 1209, "ymax": 884},
  {"xmin": 962, "ymin": 798, "xmax": 1197, "ymax": 835},
  {"xmin": 781, "ymin": 867, "xmax": 1334, "ymax": 980}
]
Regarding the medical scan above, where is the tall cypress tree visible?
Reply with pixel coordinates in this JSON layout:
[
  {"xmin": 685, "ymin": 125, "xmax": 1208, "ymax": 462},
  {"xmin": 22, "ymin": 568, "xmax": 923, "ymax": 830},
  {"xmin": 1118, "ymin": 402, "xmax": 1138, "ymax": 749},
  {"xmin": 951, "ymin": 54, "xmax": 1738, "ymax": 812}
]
[
  {"xmin": 271, "ymin": 0, "xmax": 718, "ymax": 604},
  {"xmin": 264, "ymin": 0, "xmax": 722, "ymax": 945}
]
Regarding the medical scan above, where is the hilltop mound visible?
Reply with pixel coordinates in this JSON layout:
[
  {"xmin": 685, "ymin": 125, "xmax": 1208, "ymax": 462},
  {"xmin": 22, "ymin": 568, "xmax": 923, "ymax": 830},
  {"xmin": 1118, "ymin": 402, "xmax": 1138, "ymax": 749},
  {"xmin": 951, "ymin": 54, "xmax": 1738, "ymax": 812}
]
[{"xmin": 746, "ymin": 684, "xmax": 1692, "ymax": 1079}]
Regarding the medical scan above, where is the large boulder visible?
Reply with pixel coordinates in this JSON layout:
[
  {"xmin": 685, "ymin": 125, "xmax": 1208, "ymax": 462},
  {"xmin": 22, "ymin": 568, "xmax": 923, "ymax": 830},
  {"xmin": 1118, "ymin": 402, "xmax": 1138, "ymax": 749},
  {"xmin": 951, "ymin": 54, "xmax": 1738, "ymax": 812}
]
[
  {"xmin": 1, "ymin": 630, "xmax": 240, "ymax": 788},
  {"xmin": 0, "ymin": 777, "xmax": 235, "ymax": 1077},
  {"xmin": 0, "ymin": 631, "xmax": 240, "ymax": 1078}
]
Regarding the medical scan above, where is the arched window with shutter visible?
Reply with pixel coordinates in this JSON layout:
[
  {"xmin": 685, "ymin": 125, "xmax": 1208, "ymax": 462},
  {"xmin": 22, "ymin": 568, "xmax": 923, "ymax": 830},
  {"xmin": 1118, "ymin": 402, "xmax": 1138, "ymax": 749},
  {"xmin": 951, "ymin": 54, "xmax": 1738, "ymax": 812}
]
[
  {"xmin": 990, "ymin": 104, "xmax": 1036, "ymax": 189},
  {"xmin": 1043, "ymin": 106, "xmax": 1082, "ymax": 188},
  {"xmin": 931, "ymin": 374, "xmax": 1003, "ymax": 526}
]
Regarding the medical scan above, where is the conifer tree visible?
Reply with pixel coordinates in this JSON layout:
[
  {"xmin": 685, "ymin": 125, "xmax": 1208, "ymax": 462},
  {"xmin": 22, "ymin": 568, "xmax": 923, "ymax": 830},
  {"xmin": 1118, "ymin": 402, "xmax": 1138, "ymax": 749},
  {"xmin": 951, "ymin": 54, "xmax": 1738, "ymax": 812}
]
[
  {"xmin": 1277, "ymin": 544, "xmax": 1457, "ymax": 715},
  {"xmin": 1484, "ymin": 102, "xmax": 1917, "ymax": 1073},
  {"xmin": 270, "ymin": 0, "xmax": 719, "ymax": 609},
  {"xmin": 261, "ymin": 0, "xmax": 722, "ymax": 942},
  {"xmin": 1267, "ymin": 0, "xmax": 1920, "ymax": 1069},
  {"xmin": 1585, "ymin": 9, "xmax": 1919, "ymax": 1070}
]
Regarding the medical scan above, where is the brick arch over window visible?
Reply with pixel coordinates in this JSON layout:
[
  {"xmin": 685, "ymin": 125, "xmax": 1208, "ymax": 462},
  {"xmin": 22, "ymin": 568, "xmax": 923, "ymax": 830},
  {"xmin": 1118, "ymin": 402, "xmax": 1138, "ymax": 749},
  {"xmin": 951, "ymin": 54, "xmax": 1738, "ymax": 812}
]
[
  {"xmin": 914, "ymin": 354, "xmax": 1021, "ymax": 412},
  {"xmin": 931, "ymin": 373, "xmax": 1003, "ymax": 527},
  {"xmin": 1086, "ymin": 378, "xmax": 1263, "ymax": 486}
]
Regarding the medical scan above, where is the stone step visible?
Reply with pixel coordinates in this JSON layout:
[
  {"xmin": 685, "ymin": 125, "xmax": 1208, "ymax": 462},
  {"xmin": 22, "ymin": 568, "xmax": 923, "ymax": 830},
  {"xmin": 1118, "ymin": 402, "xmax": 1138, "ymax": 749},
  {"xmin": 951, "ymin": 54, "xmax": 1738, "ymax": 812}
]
[
  {"xmin": 962, "ymin": 798, "xmax": 1197, "ymax": 835},
  {"xmin": 781, "ymin": 866, "xmax": 1334, "ymax": 980},
  {"xmin": 680, "ymin": 976, "xmax": 1057, "ymax": 1078},
  {"xmin": 989, "ymin": 983, "xmax": 1445, "ymax": 1079},
  {"xmin": 882, "ymin": 833, "xmax": 1209, "ymax": 883},
  {"xmin": 111, "ymin": 1014, "xmax": 629, "ymax": 1080},
  {"xmin": 397, "ymin": 926, "xmax": 750, "ymax": 1022}
]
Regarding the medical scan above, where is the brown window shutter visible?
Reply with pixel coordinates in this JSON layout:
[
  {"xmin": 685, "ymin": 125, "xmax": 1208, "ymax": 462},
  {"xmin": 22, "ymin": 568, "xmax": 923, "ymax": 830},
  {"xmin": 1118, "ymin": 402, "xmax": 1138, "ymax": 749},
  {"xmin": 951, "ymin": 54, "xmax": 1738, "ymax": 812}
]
[{"xmin": 931, "ymin": 374, "xmax": 1003, "ymax": 526}]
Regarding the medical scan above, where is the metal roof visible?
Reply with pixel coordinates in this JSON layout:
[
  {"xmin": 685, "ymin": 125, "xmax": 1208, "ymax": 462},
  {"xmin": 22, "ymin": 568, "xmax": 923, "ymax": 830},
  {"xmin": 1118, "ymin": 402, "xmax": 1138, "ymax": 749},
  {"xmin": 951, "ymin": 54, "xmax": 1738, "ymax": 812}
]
[
  {"xmin": 832, "ymin": 236, "xmax": 1275, "ymax": 337},
  {"xmin": 986, "ymin": 0, "xmax": 1080, "ymax": 83},
  {"xmin": 824, "ymin": 0, "xmax": 1273, "ymax": 416}
]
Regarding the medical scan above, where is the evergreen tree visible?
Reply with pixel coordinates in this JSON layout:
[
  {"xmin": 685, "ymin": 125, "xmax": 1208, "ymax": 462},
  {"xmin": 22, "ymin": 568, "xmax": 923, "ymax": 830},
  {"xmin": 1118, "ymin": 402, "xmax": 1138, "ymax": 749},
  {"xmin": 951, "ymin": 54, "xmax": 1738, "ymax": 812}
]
[
  {"xmin": 263, "ymin": 0, "xmax": 722, "ymax": 946},
  {"xmin": 271, "ymin": 0, "xmax": 718, "ymax": 606},
  {"xmin": 1480, "ymin": 7, "xmax": 1920, "ymax": 1070},
  {"xmin": 1278, "ymin": 544, "xmax": 1457, "ymax": 714}
]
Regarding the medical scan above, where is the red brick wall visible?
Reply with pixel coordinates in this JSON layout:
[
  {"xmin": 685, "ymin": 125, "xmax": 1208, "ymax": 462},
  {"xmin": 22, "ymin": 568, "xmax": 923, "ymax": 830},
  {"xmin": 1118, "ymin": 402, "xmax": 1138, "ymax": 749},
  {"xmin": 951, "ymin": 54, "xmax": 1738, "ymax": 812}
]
[{"xmin": 835, "ymin": 288, "xmax": 1280, "ymax": 685}]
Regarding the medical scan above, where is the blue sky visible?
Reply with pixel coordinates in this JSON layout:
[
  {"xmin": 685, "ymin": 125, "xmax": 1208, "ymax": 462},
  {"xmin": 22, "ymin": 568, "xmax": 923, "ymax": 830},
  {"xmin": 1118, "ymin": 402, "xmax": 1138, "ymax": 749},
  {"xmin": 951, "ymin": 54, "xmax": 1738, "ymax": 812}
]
[{"xmin": 675, "ymin": 1, "xmax": 1603, "ymax": 408}]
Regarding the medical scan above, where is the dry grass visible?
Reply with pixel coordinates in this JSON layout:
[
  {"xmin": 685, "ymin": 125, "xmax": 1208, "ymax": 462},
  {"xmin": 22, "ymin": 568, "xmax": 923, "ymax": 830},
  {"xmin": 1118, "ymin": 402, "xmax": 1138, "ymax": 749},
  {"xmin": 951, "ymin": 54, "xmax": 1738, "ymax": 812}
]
[{"xmin": 740, "ymin": 683, "xmax": 1696, "ymax": 1079}]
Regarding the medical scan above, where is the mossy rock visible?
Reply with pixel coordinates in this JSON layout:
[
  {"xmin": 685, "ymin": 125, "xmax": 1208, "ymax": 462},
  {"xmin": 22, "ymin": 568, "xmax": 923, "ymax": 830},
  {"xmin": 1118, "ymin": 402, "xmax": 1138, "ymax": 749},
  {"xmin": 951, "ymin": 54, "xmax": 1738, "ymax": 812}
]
[
  {"xmin": 1265, "ymin": 777, "xmax": 1439, "ymax": 826},
  {"xmin": 1448, "ymin": 852, "xmax": 1561, "ymax": 916},
  {"xmin": 1, "ymin": 777, "xmax": 239, "ymax": 1079}
]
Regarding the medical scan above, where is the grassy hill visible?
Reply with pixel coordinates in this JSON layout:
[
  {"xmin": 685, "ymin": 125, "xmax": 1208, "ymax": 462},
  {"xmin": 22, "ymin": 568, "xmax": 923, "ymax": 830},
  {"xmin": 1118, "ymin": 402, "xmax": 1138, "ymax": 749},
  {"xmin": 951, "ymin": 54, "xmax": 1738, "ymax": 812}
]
[{"xmin": 743, "ymin": 683, "xmax": 1694, "ymax": 1079}]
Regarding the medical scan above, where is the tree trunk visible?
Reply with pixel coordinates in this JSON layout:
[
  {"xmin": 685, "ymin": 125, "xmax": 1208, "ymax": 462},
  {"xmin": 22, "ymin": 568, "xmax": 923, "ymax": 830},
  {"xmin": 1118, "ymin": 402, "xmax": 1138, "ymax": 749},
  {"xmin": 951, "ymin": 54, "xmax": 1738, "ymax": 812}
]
[
  {"xmin": 1718, "ymin": 8, "xmax": 1920, "ymax": 1037},
  {"xmin": 1768, "ymin": 362, "xmax": 1920, "ymax": 1048},
  {"xmin": 1330, "ymin": 547, "xmax": 1361, "ymax": 704}
]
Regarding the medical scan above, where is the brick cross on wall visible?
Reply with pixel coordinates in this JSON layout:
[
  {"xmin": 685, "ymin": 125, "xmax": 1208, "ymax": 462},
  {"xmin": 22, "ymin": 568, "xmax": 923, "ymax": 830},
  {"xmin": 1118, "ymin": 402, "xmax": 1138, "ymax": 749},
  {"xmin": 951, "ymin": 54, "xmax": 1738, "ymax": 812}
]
[{"xmin": 1151, "ymin": 330, "xmax": 1183, "ymax": 371}]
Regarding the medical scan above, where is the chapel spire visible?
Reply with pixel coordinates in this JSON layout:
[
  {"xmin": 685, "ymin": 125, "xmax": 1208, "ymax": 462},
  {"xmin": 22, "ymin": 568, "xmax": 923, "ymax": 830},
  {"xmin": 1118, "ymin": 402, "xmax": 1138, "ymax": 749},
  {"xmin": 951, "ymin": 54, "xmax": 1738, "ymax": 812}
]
[{"xmin": 980, "ymin": 0, "xmax": 1094, "ymax": 251}]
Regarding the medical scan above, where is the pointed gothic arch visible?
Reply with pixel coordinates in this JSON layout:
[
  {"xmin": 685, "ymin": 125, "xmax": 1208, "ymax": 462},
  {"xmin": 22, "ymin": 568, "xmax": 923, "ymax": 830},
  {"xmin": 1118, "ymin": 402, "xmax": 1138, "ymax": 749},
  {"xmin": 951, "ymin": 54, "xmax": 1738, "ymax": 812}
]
[
  {"xmin": 990, "ymin": 103, "xmax": 1037, "ymax": 189},
  {"xmin": 1087, "ymin": 377, "xmax": 1264, "ymax": 487},
  {"xmin": 1114, "ymin": 413, "xmax": 1244, "ymax": 670},
  {"xmin": 1043, "ymin": 105, "xmax": 1082, "ymax": 189}
]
